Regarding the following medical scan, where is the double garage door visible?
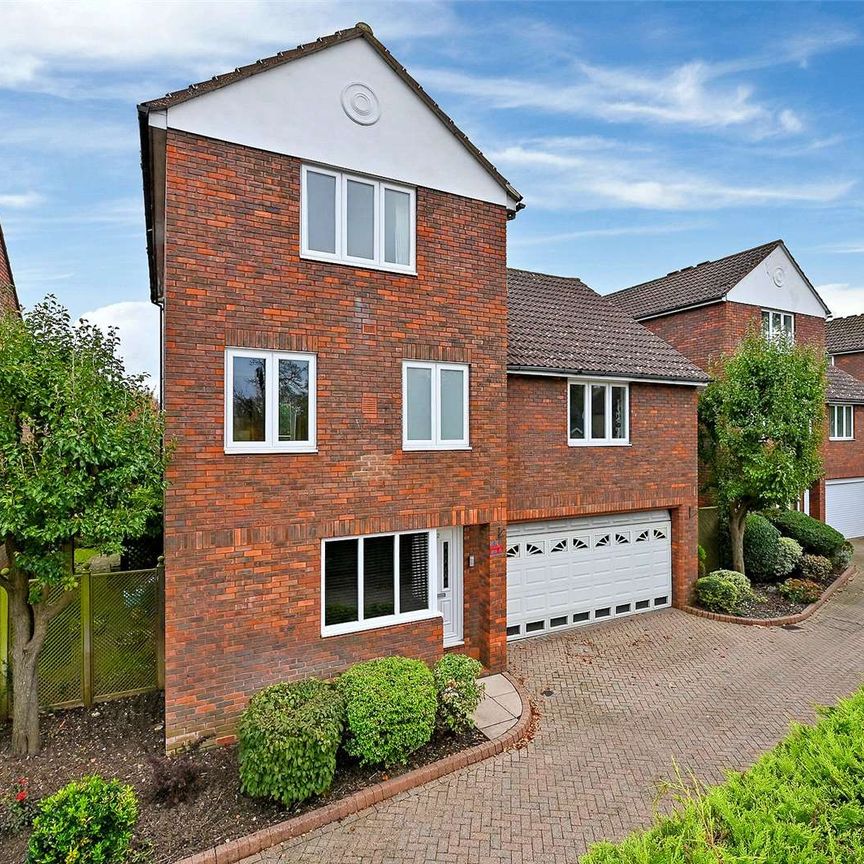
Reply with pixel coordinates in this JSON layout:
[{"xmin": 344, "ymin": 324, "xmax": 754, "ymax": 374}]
[
  {"xmin": 826, "ymin": 478, "xmax": 864, "ymax": 540},
  {"xmin": 506, "ymin": 510, "xmax": 672, "ymax": 641}
]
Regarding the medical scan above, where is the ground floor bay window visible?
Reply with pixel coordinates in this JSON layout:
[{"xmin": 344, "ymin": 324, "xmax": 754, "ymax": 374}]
[{"xmin": 322, "ymin": 530, "xmax": 437, "ymax": 635}]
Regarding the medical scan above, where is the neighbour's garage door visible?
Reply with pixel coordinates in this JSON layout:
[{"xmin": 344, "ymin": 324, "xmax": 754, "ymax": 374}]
[
  {"xmin": 826, "ymin": 478, "xmax": 864, "ymax": 539},
  {"xmin": 506, "ymin": 510, "xmax": 672, "ymax": 640}
]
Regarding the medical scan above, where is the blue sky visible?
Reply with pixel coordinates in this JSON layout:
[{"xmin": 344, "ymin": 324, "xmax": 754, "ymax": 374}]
[{"xmin": 2, "ymin": 0, "xmax": 864, "ymax": 382}]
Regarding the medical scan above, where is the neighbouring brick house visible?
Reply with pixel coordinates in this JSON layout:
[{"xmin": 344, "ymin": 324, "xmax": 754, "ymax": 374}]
[
  {"xmin": 609, "ymin": 240, "xmax": 864, "ymax": 541},
  {"xmin": 138, "ymin": 23, "xmax": 704, "ymax": 747},
  {"xmin": 0, "ymin": 223, "xmax": 21, "ymax": 315},
  {"xmin": 825, "ymin": 316, "xmax": 864, "ymax": 538}
]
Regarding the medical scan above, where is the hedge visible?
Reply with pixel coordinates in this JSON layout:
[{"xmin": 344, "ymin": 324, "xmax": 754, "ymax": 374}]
[
  {"xmin": 582, "ymin": 687, "xmax": 864, "ymax": 863},
  {"xmin": 766, "ymin": 509, "xmax": 845, "ymax": 557},
  {"xmin": 694, "ymin": 570, "xmax": 755, "ymax": 615}
]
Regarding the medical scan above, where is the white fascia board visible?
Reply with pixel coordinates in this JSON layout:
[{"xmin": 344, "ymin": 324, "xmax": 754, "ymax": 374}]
[{"xmin": 507, "ymin": 368, "xmax": 707, "ymax": 388}]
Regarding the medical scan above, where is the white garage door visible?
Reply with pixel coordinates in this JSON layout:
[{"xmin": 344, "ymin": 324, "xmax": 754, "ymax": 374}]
[
  {"xmin": 506, "ymin": 510, "xmax": 672, "ymax": 640},
  {"xmin": 826, "ymin": 478, "xmax": 864, "ymax": 539}
]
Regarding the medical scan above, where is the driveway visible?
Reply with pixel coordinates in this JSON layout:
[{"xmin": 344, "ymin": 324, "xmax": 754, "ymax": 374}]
[{"xmin": 250, "ymin": 544, "xmax": 864, "ymax": 863}]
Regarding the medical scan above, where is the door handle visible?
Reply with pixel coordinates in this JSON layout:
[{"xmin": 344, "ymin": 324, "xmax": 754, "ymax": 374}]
[{"xmin": 437, "ymin": 592, "xmax": 447, "ymax": 599}]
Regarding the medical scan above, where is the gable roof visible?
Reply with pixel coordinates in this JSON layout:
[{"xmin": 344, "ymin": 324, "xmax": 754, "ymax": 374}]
[
  {"xmin": 0, "ymin": 223, "xmax": 20, "ymax": 313},
  {"xmin": 507, "ymin": 268, "xmax": 709, "ymax": 384},
  {"xmin": 827, "ymin": 365, "xmax": 864, "ymax": 404},
  {"xmin": 138, "ymin": 22, "xmax": 521, "ymax": 208},
  {"xmin": 607, "ymin": 240, "xmax": 788, "ymax": 320},
  {"xmin": 827, "ymin": 314, "xmax": 864, "ymax": 355}
]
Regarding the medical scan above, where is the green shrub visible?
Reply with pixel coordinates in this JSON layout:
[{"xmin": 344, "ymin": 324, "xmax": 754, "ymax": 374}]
[
  {"xmin": 338, "ymin": 656, "xmax": 437, "ymax": 767},
  {"xmin": 238, "ymin": 679, "xmax": 344, "ymax": 806},
  {"xmin": 27, "ymin": 776, "xmax": 137, "ymax": 864},
  {"xmin": 694, "ymin": 570, "xmax": 755, "ymax": 615},
  {"xmin": 799, "ymin": 553, "xmax": 833, "ymax": 583},
  {"xmin": 766, "ymin": 509, "xmax": 845, "ymax": 557},
  {"xmin": 433, "ymin": 654, "xmax": 484, "ymax": 734},
  {"xmin": 778, "ymin": 578, "xmax": 822, "ymax": 605},
  {"xmin": 583, "ymin": 686, "xmax": 864, "ymax": 863},
  {"xmin": 743, "ymin": 514, "xmax": 782, "ymax": 581},
  {"xmin": 832, "ymin": 541, "xmax": 854, "ymax": 572},
  {"xmin": 772, "ymin": 536, "xmax": 803, "ymax": 579}
]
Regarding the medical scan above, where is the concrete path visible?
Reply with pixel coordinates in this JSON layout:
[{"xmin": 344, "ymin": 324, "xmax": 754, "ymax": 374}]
[{"xmin": 247, "ymin": 542, "xmax": 864, "ymax": 863}]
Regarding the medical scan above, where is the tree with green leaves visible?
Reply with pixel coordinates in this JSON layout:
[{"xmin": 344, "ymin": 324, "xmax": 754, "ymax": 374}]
[
  {"xmin": 0, "ymin": 298, "xmax": 166, "ymax": 754},
  {"xmin": 699, "ymin": 330, "xmax": 825, "ymax": 577}
]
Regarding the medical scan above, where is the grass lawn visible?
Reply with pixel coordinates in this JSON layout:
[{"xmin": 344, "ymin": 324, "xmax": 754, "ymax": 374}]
[{"xmin": 583, "ymin": 687, "xmax": 864, "ymax": 863}]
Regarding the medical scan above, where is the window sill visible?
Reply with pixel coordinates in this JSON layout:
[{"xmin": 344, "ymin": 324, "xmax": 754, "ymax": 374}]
[
  {"xmin": 224, "ymin": 446, "xmax": 319, "ymax": 455},
  {"xmin": 567, "ymin": 440, "xmax": 631, "ymax": 447},
  {"xmin": 829, "ymin": 437, "xmax": 855, "ymax": 442},
  {"xmin": 402, "ymin": 444, "xmax": 472, "ymax": 452},
  {"xmin": 322, "ymin": 609, "xmax": 442, "ymax": 638},
  {"xmin": 301, "ymin": 251, "xmax": 417, "ymax": 277}
]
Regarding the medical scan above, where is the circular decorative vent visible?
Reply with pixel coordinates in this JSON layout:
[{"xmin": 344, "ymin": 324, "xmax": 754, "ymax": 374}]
[
  {"xmin": 772, "ymin": 266, "xmax": 786, "ymax": 287},
  {"xmin": 341, "ymin": 83, "xmax": 380, "ymax": 126}
]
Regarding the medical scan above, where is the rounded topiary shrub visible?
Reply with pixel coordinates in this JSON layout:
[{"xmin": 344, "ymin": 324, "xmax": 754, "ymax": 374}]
[
  {"xmin": 832, "ymin": 541, "xmax": 854, "ymax": 573},
  {"xmin": 766, "ymin": 510, "xmax": 845, "ymax": 558},
  {"xmin": 434, "ymin": 653, "xmax": 484, "ymax": 734},
  {"xmin": 799, "ymin": 554, "xmax": 833, "ymax": 584},
  {"xmin": 773, "ymin": 537, "xmax": 803, "ymax": 580},
  {"xmin": 743, "ymin": 514, "xmax": 783, "ymax": 582},
  {"xmin": 338, "ymin": 656, "xmax": 437, "ymax": 767},
  {"xmin": 238, "ymin": 679, "xmax": 344, "ymax": 806},
  {"xmin": 27, "ymin": 776, "xmax": 137, "ymax": 864},
  {"xmin": 779, "ymin": 578, "xmax": 822, "ymax": 605},
  {"xmin": 695, "ymin": 570, "xmax": 755, "ymax": 615}
]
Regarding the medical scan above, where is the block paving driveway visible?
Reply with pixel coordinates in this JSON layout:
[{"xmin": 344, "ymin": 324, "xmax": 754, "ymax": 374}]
[{"xmin": 250, "ymin": 544, "xmax": 864, "ymax": 863}]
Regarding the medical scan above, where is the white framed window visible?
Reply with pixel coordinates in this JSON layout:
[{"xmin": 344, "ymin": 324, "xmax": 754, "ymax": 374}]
[
  {"xmin": 403, "ymin": 361, "xmax": 470, "ymax": 450},
  {"xmin": 568, "ymin": 380, "xmax": 629, "ymax": 446},
  {"xmin": 761, "ymin": 309, "xmax": 795, "ymax": 342},
  {"xmin": 321, "ymin": 530, "xmax": 437, "ymax": 636},
  {"xmin": 224, "ymin": 348, "xmax": 317, "ymax": 453},
  {"xmin": 829, "ymin": 404, "xmax": 854, "ymax": 441},
  {"xmin": 301, "ymin": 164, "xmax": 416, "ymax": 274}
]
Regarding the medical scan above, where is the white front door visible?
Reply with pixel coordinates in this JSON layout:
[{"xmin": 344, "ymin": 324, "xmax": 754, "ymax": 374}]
[{"xmin": 437, "ymin": 527, "xmax": 463, "ymax": 646}]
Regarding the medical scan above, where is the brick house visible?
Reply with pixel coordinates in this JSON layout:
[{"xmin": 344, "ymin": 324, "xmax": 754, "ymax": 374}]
[
  {"xmin": 0, "ymin": 223, "xmax": 20, "ymax": 315},
  {"xmin": 825, "ymin": 315, "xmax": 864, "ymax": 537},
  {"xmin": 139, "ymin": 24, "xmax": 704, "ymax": 747},
  {"xmin": 609, "ymin": 240, "xmax": 864, "ymax": 540}
]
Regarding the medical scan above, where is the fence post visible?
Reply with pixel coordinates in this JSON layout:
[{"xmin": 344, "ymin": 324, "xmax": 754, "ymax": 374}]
[
  {"xmin": 81, "ymin": 568, "xmax": 92, "ymax": 707},
  {"xmin": 0, "ymin": 584, "xmax": 7, "ymax": 720},
  {"xmin": 156, "ymin": 557, "xmax": 165, "ymax": 691}
]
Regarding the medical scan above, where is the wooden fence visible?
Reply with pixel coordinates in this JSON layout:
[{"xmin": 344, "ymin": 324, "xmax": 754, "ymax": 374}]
[{"xmin": 0, "ymin": 561, "xmax": 164, "ymax": 718}]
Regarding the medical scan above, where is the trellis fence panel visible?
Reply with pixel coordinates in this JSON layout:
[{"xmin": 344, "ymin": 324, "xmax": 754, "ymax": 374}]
[{"xmin": 0, "ymin": 563, "xmax": 164, "ymax": 718}]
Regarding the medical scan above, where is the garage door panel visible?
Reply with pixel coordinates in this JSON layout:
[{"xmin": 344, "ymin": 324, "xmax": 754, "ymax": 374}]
[
  {"xmin": 507, "ymin": 512, "xmax": 672, "ymax": 640},
  {"xmin": 826, "ymin": 479, "xmax": 864, "ymax": 540}
]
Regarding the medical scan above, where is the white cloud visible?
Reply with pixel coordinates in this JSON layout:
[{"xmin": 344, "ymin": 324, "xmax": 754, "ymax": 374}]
[
  {"xmin": 0, "ymin": 0, "xmax": 455, "ymax": 96},
  {"xmin": 80, "ymin": 301, "xmax": 159, "ymax": 385},
  {"xmin": 0, "ymin": 191, "xmax": 44, "ymax": 209},
  {"xmin": 819, "ymin": 242, "xmax": 864, "ymax": 254},
  {"xmin": 491, "ymin": 140, "xmax": 853, "ymax": 211},
  {"xmin": 418, "ymin": 28, "xmax": 856, "ymax": 138},
  {"xmin": 817, "ymin": 284, "xmax": 864, "ymax": 319},
  {"xmin": 510, "ymin": 221, "xmax": 706, "ymax": 247}
]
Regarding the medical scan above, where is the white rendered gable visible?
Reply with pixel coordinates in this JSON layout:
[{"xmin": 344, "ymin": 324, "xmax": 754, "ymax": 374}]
[
  {"xmin": 156, "ymin": 38, "xmax": 512, "ymax": 208},
  {"xmin": 727, "ymin": 246, "xmax": 827, "ymax": 318}
]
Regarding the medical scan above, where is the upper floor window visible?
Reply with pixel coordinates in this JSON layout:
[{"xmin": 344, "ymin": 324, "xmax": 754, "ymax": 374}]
[
  {"xmin": 301, "ymin": 164, "xmax": 416, "ymax": 274},
  {"xmin": 761, "ymin": 310, "xmax": 794, "ymax": 343},
  {"xmin": 403, "ymin": 361, "xmax": 469, "ymax": 450},
  {"xmin": 829, "ymin": 404, "xmax": 854, "ymax": 441},
  {"xmin": 225, "ymin": 348, "xmax": 317, "ymax": 453},
  {"xmin": 569, "ymin": 381, "xmax": 629, "ymax": 446}
]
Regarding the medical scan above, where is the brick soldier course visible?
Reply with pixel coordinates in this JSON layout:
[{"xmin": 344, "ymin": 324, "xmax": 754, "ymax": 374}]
[{"xmin": 244, "ymin": 546, "xmax": 864, "ymax": 864}]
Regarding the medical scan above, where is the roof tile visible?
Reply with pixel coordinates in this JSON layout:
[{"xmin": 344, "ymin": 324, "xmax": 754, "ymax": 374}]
[
  {"xmin": 507, "ymin": 268, "xmax": 708, "ymax": 384},
  {"xmin": 827, "ymin": 314, "xmax": 864, "ymax": 355},
  {"xmin": 826, "ymin": 365, "xmax": 864, "ymax": 403}
]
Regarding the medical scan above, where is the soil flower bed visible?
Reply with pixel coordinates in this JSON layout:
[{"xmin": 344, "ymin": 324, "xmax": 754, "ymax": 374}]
[{"xmin": 0, "ymin": 693, "xmax": 484, "ymax": 864}]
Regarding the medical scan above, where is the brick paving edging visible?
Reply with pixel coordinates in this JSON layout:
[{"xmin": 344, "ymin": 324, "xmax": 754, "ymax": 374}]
[
  {"xmin": 684, "ymin": 564, "xmax": 856, "ymax": 626},
  {"xmin": 175, "ymin": 672, "xmax": 533, "ymax": 864}
]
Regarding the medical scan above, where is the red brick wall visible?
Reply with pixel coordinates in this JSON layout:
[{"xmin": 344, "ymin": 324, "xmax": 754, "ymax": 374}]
[
  {"xmin": 642, "ymin": 301, "xmax": 825, "ymax": 373},
  {"xmin": 161, "ymin": 131, "xmax": 509, "ymax": 747},
  {"xmin": 506, "ymin": 376, "xmax": 700, "ymax": 606},
  {"xmin": 825, "ymin": 405, "xmax": 864, "ymax": 480},
  {"xmin": 834, "ymin": 353, "xmax": 864, "ymax": 382}
]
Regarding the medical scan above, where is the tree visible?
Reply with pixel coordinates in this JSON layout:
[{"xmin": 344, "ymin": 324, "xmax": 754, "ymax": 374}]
[
  {"xmin": 0, "ymin": 298, "xmax": 166, "ymax": 754},
  {"xmin": 699, "ymin": 330, "xmax": 825, "ymax": 576}
]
